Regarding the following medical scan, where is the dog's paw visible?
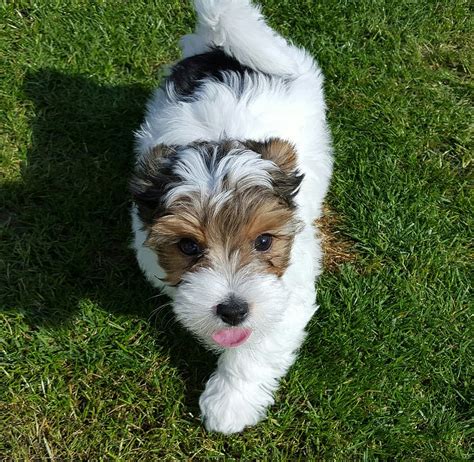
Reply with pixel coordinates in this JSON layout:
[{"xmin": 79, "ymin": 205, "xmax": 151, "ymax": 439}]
[{"xmin": 199, "ymin": 374, "xmax": 273, "ymax": 434}]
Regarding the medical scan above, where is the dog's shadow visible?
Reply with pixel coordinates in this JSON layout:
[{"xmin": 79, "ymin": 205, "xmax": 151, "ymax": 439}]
[{"xmin": 3, "ymin": 69, "xmax": 214, "ymax": 412}]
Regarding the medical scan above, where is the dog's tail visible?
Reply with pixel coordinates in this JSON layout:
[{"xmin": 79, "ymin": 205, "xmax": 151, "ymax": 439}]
[{"xmin": 180, "ymin": 0, "xmax": 313, "ymax": 76}]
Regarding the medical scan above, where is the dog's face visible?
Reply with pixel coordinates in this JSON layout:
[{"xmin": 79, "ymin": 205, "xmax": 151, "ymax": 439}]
[{"xmin": 131, "ymin": 139, "xmax": 303, "ymax": 350}]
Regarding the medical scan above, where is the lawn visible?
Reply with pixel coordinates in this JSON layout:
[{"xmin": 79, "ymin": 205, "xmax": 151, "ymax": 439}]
[{"xmin": 1, "ymin": 0, "xmax": 472, "ymax": 459}]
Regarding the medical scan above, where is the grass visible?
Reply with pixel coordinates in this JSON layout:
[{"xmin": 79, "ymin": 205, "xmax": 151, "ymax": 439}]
[{"xmin": 1, "ymin": 0, "xmax": 472, "ymax": 459}]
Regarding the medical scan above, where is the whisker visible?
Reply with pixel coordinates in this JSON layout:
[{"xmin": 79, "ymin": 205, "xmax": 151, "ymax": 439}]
[
  {"xmin": 146, "ymin": 291, "xmax": 169, "ymax": 302},
  {"xmin": 148, "ymin": 301, "xmax": 174, "ymax": 322},
  {"xmin": 162, "ymin": 313, "xmax": 179, "ymax": 331}
]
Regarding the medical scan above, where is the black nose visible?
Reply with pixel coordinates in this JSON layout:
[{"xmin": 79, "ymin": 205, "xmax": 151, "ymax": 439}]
[{"xmin": 216, "ymin": 297, "xmax": 249, "ymax": 326}]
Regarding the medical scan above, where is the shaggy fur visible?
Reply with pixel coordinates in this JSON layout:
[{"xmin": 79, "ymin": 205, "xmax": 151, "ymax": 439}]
[{"xmin": 131, "ymin": 0, "xmax": 332, "ymax": 434}]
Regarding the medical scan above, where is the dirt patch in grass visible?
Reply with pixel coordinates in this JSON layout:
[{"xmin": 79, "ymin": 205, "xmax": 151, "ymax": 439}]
[{"xmin": 316, "ymin": 206, "xmax": 356, "ymax": 272}]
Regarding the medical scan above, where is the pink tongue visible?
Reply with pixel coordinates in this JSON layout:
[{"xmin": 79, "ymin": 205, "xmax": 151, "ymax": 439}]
[{"xmin": 212, "ymin": 328, "xmax": 251, "ymax": 348}]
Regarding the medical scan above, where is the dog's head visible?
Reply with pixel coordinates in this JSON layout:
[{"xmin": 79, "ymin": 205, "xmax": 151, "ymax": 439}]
[{"xmin": 131, "ymin": 139, "xmax": 303, "ymax": 350}]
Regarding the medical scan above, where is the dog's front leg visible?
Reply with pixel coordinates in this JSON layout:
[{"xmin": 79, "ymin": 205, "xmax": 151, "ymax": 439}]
[{"xmin": 199, "ymin": 321, "xmax": 309, "ymax": 434}]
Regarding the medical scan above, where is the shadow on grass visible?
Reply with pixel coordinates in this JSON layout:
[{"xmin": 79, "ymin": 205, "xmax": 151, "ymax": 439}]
[{"xmin": 2, "ymin": 68, "xmax": 214, "ymax": 411}]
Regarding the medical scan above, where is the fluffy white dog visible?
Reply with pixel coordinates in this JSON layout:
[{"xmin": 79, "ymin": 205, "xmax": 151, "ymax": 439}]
[{"xmin": 131, "ymin": 0, "xmax": 332, "ymax": 434}]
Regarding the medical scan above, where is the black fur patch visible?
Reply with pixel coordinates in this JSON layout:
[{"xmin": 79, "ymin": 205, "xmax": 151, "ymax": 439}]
[
  {"xmin": 270, "ymin": 169, "xmax": 304, "ymax": 210},
  {"xmin": 167, "ymin": 48, "xmax": 256, "ymax": 99}
]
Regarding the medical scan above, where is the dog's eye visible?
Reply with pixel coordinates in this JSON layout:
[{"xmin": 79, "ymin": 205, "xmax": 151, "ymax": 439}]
[
  {"xmin": 254, "ymin": 234, "xmax": 273, "ymax": 252},
  {"xmin": 178, "ymin": 238, "xmax": 202, "ymax": 256}
]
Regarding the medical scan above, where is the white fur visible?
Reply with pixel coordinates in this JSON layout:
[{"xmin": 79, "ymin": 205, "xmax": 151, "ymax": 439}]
[{"xmin": 132, "ymin": 0, "xmax": 332, "ymax": 433}]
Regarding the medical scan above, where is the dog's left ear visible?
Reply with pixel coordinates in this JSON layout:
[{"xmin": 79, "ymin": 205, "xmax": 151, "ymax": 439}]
[
  {"xmin": 130, "ymin": 144, "xmax": 179, "ymax": 226},
  {"xmin": 244, "ymin": 138, "xmax": 304, "ymax": 203}
]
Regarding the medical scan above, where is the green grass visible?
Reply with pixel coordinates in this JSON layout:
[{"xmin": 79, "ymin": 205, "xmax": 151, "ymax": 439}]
[{"xmin": 1, "ymin": 0, "xmax": 472, "ymax": 459}]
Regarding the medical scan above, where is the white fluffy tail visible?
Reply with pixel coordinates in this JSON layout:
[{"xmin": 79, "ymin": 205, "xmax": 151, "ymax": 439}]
[{"xmin": 180, "ymin": 0, "xmax": 310, "ymax": 76}]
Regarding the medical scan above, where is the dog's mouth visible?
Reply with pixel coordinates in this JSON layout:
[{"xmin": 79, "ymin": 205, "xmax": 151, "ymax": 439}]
[{"xmin": 212, "ymin": 328, "xmax": 252, "ymax": 348}]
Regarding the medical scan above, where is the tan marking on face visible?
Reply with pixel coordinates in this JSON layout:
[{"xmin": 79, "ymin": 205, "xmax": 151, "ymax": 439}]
[
  {"xmin": 145, "ymin": 205, "xmax": 206, "ymax": 286},
  {"xmin": 146, "ymin": 189, "xmax": 301, "ymax": 285}
]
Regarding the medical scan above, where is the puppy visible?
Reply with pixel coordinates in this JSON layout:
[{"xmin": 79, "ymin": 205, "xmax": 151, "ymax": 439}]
[{"xmin": 131, "ymin": 0, "xmax": 332, "ymax": 434}]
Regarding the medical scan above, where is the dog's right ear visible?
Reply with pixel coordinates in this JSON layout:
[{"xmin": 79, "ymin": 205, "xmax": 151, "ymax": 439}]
[
  {"xmin": 244, "ymin": 138, "xmax": 304, "ymax": 207},
  {"xmin": 130, "ymin": 145, "xmax": 179, "ymax": 226}
]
